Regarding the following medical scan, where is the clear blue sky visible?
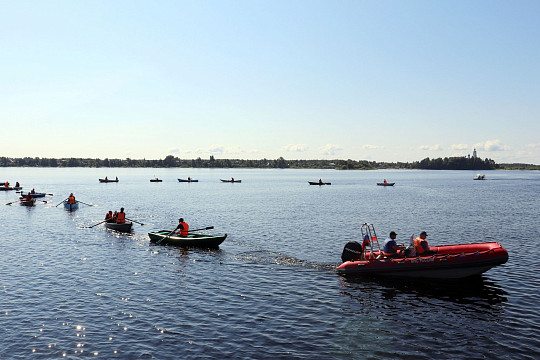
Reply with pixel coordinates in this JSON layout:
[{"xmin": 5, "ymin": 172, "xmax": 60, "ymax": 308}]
[{"xmin": 1, "ymin": 1, "xmax": 539, "ymax": 164}]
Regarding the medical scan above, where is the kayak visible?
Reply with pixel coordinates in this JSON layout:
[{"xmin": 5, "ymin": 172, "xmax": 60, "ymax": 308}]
[
  {"xmin": 150, "ymin": 179, "xmax": 162, "ymax": 182},
  {"xmin": 63, "ymin": 201, "xmax": 79, "ymax": 211},
  {"xmin": 178, "ymin": 179, "xmax": 199, "ymax": 182},
  {"xmin": 105, "ymin": 221, "xmax": 132, "ymax": 233},
  {"xmin": 220, "ymin": 179, "xmax": 241, "ymax": 183},
  {"xmin": 19, "ymin": 197, "xmax": 36, "ymax": 206},
  {"xmin": 99, "ymin": 178, "xmax": 119, "ymax": 183},
  {"xmin": 308, "ymin": 181, "xmax": 331, "ymax": 185},
  {"xmin": 377, "ymin": 182, "xmax": 395, "ymax": 186},
  {"xmin": 148, "ymin": 230, "xmax": 227, "ymax": 247},
  {"xmin": 337, "ymin": 241, "xmax": 508, "ymax": 279},
  {"xmin": 19, "ymin": 192, "xmax": 46, "ymax": 198}
]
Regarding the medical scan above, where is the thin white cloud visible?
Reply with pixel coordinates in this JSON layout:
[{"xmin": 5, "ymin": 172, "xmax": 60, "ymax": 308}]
[
  {"xmin": 209, "ymin": 145, "xmax": 225, "ymax": 154},
  {"xmin": 168, "ymin": 148, "xmax": 180, "ymax": 154},
  {"xmin": 419, "ymin": 144, "xmax": 443, "ymax": 151},
  {"xmin": 474, "ymin": 139, "xmax": 511, "ymax": 152},
  {"xmin": 282, "ymin": 144, "xmax": 308, "ymax": 152},
  {"xmin": 451, "ymin": 143, "xmax": 469, "ymax": 150},
  {"xmin": 320, "ymin": 144, "xmax": 344, "ymax": 156},
  {"xmin": 525, "ymin": 143, "xmax": 540, "ymax": 150},
  {"xmin": 362, "ymin": 144, "xmax": 382, "ymax": 150}
]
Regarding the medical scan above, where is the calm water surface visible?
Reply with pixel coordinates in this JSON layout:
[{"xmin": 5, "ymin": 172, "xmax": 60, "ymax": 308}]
[{"xmin": 0, "ymin": 168, "xmax": 538, "ymax": 359}]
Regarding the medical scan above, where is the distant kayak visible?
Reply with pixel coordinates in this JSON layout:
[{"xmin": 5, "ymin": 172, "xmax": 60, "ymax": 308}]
[
  {"xmin": 308, "ymin": 181, "xmax": 331, "ymax": 185},
  {"xmin": 148, "ymin": 230, "xmax": 227, "ymax": 248},
  {"xmin": 178, "ymin": 179, "xmax": 199, "ymax": 182},
  {"xmin": 221, "ymin": 179, "xmax": 241, "ymax": 183},
  {"xmin": 377, "ymin": 182, "xmax": 395, "ymax": 186}
]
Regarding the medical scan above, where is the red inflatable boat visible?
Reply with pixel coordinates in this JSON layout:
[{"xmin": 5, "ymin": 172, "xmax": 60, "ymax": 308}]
[{"xmin": 337, "ymin": 224, "xmax": 509, "ymax": 279}]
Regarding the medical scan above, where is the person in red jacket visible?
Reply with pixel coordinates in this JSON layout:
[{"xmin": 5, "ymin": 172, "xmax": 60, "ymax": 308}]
[
  {"xmin": 116, "ymin": 208, "xmax": 126, "ymax": 224},
  {"xmin": 175, "ymin": 218, "xmax": 189, "ymax": 237}
]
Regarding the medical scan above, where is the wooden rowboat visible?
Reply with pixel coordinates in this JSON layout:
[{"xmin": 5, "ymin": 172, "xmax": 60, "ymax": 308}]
[
  {"xmin": 99, "ymin": 178, "xmax": 119, "ymax": 183},
  {"xmin": 19, "ymin": 192, "xmax": 46, "ymax": 198},
  {"xmin": 377, "ymin": 182, "xmax": 395, "ymax": 186},
  {"xmin": 150, "ymin": 178, "xmax": 163, "ymax": 182},
  {"xmin": 178, "ymin": 179, "xmax": 199, "ymax": 182},
  {"xmin": 104, "ymin": 221, "xmax": 132, "ymax": 233},
  {"xmin": 148, "ymin": 230, "xmax": 227, "ymax": 247},
  {"xmin": 0, "ymin": 186, "xmax": 13, "ymax": 191},
  {"xmin": 19, "ymin": 197, "xmax": 36, "ymax": 206},
  {"xmin": 308, "ymin": 181, "xmax": 331, "ymax": 185},
  {"xmin": 220, "ymin": 179, "xmax": 241, "ymax": 183},
  {"xmin": 63, "ymin": 201, "xmax": 79, "ymax": 211}
]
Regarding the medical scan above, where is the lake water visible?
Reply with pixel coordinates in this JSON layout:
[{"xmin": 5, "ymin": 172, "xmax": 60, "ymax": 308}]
[{"xmin": 0, "ymin": 168, "xmax": 538, "ymax": 359}]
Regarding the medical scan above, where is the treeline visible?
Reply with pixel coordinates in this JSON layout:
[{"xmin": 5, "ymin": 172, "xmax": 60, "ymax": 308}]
[{"xmin": 0, "ymin": 155, "xmax": 504, "ymax": 170}]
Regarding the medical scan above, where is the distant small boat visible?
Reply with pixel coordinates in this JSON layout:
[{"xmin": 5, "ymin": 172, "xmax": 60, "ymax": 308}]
[
  {"xmin": 150, "ymin": 178, "xmax": 163, "ymax": 182},
  {"xmin": 99, "ymin": 178, "xmax": 119, "ymax": 183},
  {"xmin": 19, "ymin": 192, "xmax": 46, "ymax": 198},
  {"xmin": 0, "ymin": 186, "xmax": 13, "ymax": 191},
  {"xmin": 473, "ymin": 174, "xmax": 486, "ymax": 180},
  {"xmin": 221, "ymin": 179, "xmax": 241, "ymax": 183},
  {"xmin": 178, "ymin": 178, "xmax": 199, "ymax": 182},
  {"xmin": 63, "ymin": 201, "xmax": 79, "ymax": 211},
  {"xmin": 377, "ymin": 182, "xmax": 395, "ymax": 186},
  {"xmin": 19, "ymin": 197, "xmax": 36, "ymax": 206},
  {"xmin": 104, "ymin": 221, "xmax": 132, "ymax": 233},
  {"xmin": 308, "ymin": 181, "xmax": 331, "ymax": 185}
]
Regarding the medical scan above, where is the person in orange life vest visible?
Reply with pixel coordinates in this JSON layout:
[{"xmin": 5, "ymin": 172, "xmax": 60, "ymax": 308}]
[
  {"xmin": 25, "ymin": 193, "xmax": 32, "ymax": 201},
  {"xmin": 116, "ymin": 208, "xmax": 126, "ymax": 224},
  {"xmin": 382, "ymin": 231, "xmax": 404, "ymax": 258},
  {"xmin": 175, "ymin": 218, "xmax": 189, "ymax": 237},
  {"xmin": 105, "ymin": 211, "xmax": 113, "ymax": 222},
  {"xmin": 319, "ymin": 179, "xmax": 323, "ymax": 184},
  {"xmin": 67, "ymin": 193, "xmax": 76, "ymax": 204},
  {"xmin": 15, "ymin": 182, "xmax": 19, "ymax": 187},
  {"xmin": 112, "ymin": 211, "xmax": 118, "ymax": 222},
  {"xmin": 383, "ymin": 179, "xmax": 387, "ymax": 184},
  {"xmin": 105, "ymin": 176, "xmax": 108, "ymax": 181},
  {"xmin": 414, "ymin": 231, "xmax": 436, "ymax": 256},
  {"xmin": 4, "ymin": 181, "xmax": 8, "ymax": 187},
  {"xmin": 231, "ymin": 177, "xmax": 235, "ymax": 182},
  {"xmin": 188, "ymin": 177, "xmax": 191, "ymax": 181}
]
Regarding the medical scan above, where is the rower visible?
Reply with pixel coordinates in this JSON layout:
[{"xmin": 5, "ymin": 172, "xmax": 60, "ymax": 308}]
[{"xmin": 116, "ymin": 208, "xmax": 126, "ymax": 224}]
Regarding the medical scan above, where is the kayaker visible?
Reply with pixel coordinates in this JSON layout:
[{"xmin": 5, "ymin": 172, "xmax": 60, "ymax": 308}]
[
  {"xmin": 105, "ymin": 211, "xmax": 114, "ymax": 222},
  {"xmin": 116, "ymin": 208, "xmax": 126, "ymax": 224},
  {"xmin": 414, "ymin": 231, "xmax": 436, "ymax": 256},
  {"xmin": 175, "ymin": 218, "xmax": 189, "ymax": 237},
  {"xmin": 67, "ymin": 193, "xmax": 76, "ymax": 204},
  {"xmin": 382, "ymin": 231, "xmax": 404, "ymax": 258}
]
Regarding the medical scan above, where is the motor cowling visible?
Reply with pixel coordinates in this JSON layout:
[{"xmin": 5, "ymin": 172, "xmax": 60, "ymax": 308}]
[{"xmin": 341, "ymin": 241, "xmax": 364, "ymax": 262}]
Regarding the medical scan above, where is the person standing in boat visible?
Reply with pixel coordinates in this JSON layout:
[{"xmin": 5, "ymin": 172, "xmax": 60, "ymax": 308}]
[
  {"xmin": 174, "ymin": 218, "xmax": 189, "ymax": 237},
  {"xmin": 414, "ymin": 231, "xmax": 436, "ymax": 256},
  {"xmin": 116, "ymin": 208, "xmax": 126, "ymax": 224},
  {"xmin": 382, "ymin": 231, "xmax": 404, "ymax": 258}
]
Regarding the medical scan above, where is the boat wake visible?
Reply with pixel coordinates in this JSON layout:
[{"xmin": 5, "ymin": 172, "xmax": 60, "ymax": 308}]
[{"xmin": 233, "ymin": 250, "xmax": 336, "ymax": 272}]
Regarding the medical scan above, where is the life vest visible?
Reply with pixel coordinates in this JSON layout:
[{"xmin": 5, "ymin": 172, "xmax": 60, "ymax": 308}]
[
  {"xmin": 116, "ymin": 212, "xmax": 126, "ymax": 223},
  {"xmin": 105, "ymin": 213, "xmax": 112, "ymax": 220},
  {"xmin": 382, "ymin": 239, "xmax": 397, "ymax": 256},
  {"xmin": 414, "ymin": 237, "xmax": 429, "ymax": 254},
  {"xmin": 179, "ymin": 221, "xmax": 189, "ymax": 237},
  {"xmin": 67, "ymin": 196, "xmax": 75, "ymax": 204}
]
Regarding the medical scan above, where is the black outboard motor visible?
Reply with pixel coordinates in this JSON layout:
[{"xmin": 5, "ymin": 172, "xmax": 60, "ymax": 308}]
[{"xmin": 341, "ymin": 241, "xmax": 364, "ymax": 262}]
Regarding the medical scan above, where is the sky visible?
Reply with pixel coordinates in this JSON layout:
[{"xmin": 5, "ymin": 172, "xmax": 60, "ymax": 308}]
[{"xmin": 1, "ymin": 0, "xmax": 539, "ymax": 164}]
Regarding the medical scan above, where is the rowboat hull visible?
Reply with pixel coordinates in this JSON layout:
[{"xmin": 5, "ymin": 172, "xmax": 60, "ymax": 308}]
[
  {"xmin": 148, "ymin": 230, "xmax": 227, "ymax": 248},
  {"xmin": 0, "ymin": 187, "xmax": 13, "ymax": 191},
  {"xmin": 105, "ymin": 221, "xmax": 133, "ymax": 233},
  {"xmin": 19, "ymin": 192, "xmax": 46, "ymax": 198},
  {"xmin": 220, "ymin": 179, "xmax": 241, "ymax": 183},
  {"xmin": 63, "ymin": 201, "xmax": 79, "ymax": 211},
  {"xmin": 19, "ymin": 198, "xmax": 36, "ymax": 206},
  {"xmin": 336, "ymin": 242, "xmax": 508, "ymax": 279},
  {"xmin": 178, "ymin": 179, "xmax": 198, "ymax": 182},
  {"xmin": 150, "ymin": 179, "xmax": 162, "ymax": 182},
  {"xmin": 99, "ymin": 179, "xmax": 119, "ymax": 183},
  {"xmin": 308, "ymin": 181, "xmax": 331, "ymax": 185},
  {"xmin": 377, "ymin": 183, "xmax": 395, "ymax": 186}
]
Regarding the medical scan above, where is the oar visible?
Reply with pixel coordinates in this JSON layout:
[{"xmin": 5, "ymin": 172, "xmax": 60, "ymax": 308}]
[
  {"xmin": 77, "ymin": 200, "xmax": 95, "ymax": 207},
  {"xmin": 156, "ymin": 230, "xmax": 175, "ymax": 245},
  {"xmin": 188, "ymin": 226, "xmax": 214, "ymax": 233},
  {"xmin": 5, "ymin": 200, "xmax": 19, "ymax": 205},
  {"xmin": 56, "ymin": 198, "xmax": 69, "ymax": 207},
  {"xmin": 126, "ymin": 217, "xmax": 144, "ymax": 226},
  {"xmin": 84, "ymin": 220, "xmax": 107, "ymax": 228}
]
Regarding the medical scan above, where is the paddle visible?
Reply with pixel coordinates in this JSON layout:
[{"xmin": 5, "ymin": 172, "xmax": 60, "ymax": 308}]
[
  {"xmin": 126, "ymin": 217, "xmax": 144, "ymax": 226},
  {"xmin": 188, "ymin": 226, "xmax": 214, "ymax": 233},
  {"xmin": 77, "ymin": 200, "xmax": 95, "ymax": 207},
  {"xmin": 84, "ymin": 220, "xmax": 107, "ymax": 228},
  {"xmin": 5, "ymin": 200, "xmax": 18, "ymax": 205},
  {"xmin": 156, "ymin": 230, "xmax": 175, "ymax": 245},
  {"xmin": 56, "ymin": 198, "xmax": 69, "ymax": 207}
]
